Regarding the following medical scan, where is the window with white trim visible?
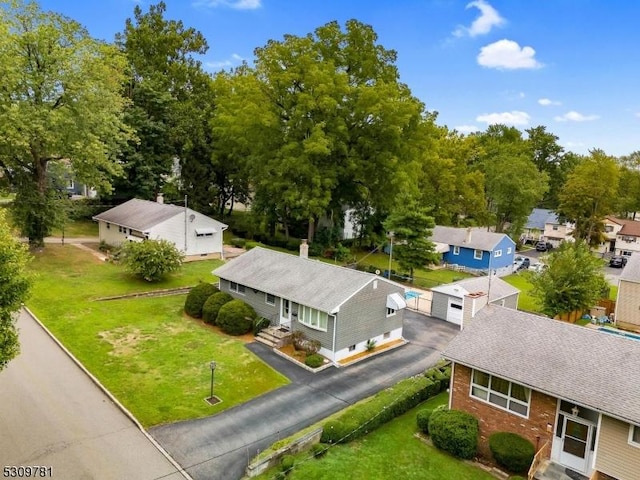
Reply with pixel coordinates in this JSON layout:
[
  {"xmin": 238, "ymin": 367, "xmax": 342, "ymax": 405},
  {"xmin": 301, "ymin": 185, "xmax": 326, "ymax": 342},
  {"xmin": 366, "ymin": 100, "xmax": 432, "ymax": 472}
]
[
  {"xmin": 494, "ymin": 249, "xmax": 502, "ymax": 257},
  {"xmin": 629, "ymin": 425, "xmax": 640, "ymax": 447},
  {"xmin": 229, "ymin": 281, "xmax": 245, "ymax": 294},
  {"xmin": 299, "ymin": 305, "xmax": 328, "ymax": 331},
  {"xmin": 507, "ymin": 247, "xmax": 512, "ymax": 254},
  {"xmin": 265, "ymin": 293, "xmax": 275, "ymax": 305},
  {"xmin": 386, "ymin": 307, "xmax": 396, "ymax": 317},
  {"xmin": 474, "ymin": 249, "xmax": 483, "ymax": 260},
  {"xmin": 470, "ymin": 369, "xmax": 531, "ymax": 417},
  {"xmin": 453, "ymin": 246, "xmax": 460, "ymax": 255}
]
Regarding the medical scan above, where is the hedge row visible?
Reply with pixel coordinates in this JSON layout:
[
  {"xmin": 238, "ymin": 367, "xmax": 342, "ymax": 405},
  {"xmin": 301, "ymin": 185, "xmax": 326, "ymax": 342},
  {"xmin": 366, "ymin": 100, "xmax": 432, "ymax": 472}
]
[{"xmin": 320, "ymin": 375, "xmax": 441, "ymax": 444}]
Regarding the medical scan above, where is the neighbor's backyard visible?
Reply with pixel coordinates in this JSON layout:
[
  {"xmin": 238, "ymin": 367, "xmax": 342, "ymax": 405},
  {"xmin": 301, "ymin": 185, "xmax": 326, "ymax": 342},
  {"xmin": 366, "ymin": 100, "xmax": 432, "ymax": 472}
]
[{"xmin": 27, "ymin": 245, "xmax": 288, "ymax": 427}]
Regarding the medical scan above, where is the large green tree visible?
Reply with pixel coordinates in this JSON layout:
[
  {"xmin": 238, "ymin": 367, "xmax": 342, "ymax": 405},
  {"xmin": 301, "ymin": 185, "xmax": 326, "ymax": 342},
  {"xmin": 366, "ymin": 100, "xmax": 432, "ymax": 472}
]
[
  {"xmin": 531, "ymin": 241, "xmax": 609, "ymax": 317},
  {"xmin": 224, "ymin": 20, "xmax": 428, "ymax": 241},
  {"xmin": 557, "ymin": 149, "xmax": 620, "ymax": 246},
  {"xmin": 383, "ymin": 201, "xmax": 438, "ymax": 279},
  {"xmin": 0, "ymin": 210, "xmax": 32, "ymax": 370},
  {"xmin": 113, "ymin": 1, "xmax": 208, "ymax": 201},
  {"xmin": 617, "ymin": 151, "xmax": 640, "ymax": 219},
  {"xmin": 0, "ymin": 0, "xmax": 131, "ymax": 247}
]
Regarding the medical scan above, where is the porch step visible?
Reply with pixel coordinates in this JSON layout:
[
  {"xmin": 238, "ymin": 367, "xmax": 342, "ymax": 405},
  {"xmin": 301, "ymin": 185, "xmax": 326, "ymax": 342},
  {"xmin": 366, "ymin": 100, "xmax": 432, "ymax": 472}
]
[
  {"xmin": 255, "ymin": 327, "xmax": 292, "ymax": 348},
  {"xmin": 534, "ymin": 460, "xmax": 583, "ymax": 480}
]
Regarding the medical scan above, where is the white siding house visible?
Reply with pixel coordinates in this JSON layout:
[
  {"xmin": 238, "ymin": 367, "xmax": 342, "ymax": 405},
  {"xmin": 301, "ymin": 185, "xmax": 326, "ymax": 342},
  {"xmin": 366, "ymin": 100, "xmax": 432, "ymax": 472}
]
[{"xmin": 93, "ymin": 198, "xmax": 228, "ymax": 257}]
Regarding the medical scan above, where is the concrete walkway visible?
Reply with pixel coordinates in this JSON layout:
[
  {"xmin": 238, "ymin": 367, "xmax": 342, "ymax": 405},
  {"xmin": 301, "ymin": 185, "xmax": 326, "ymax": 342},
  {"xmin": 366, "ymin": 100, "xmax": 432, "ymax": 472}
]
[
  {"xmin": 0, "ymin": 310, "xmax": 187, "ymax": 480},
  {"xmin": 150, "ymin": 311, "xmax": 459, "ymax": 480}
]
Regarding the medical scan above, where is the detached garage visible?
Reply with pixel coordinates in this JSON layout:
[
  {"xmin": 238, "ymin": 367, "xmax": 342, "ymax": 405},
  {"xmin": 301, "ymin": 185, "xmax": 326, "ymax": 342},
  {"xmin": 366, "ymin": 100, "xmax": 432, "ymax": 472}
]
[{"xmin": 430, "ymin": 276, "xmax": 519, "ymax": 328}]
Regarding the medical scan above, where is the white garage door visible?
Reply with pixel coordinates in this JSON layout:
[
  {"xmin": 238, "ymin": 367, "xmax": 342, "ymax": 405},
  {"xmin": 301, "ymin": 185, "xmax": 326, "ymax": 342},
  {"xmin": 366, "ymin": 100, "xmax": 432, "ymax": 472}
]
[{"xmin": 447, "ymin": 298, "xmax": 463, "ymax": 325}]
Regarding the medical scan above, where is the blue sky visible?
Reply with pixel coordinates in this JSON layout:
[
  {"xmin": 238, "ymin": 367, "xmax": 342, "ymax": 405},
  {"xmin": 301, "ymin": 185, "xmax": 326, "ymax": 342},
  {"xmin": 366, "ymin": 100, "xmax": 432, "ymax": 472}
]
[{"xmin": 39, "ymin": 0, "xmax": 640, "ymax": 157}]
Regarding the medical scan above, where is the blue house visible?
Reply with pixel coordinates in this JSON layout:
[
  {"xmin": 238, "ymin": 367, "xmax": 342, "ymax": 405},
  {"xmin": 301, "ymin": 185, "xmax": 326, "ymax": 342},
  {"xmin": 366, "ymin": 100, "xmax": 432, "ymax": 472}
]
[{"xmin": 430, "ymin": 226, "xmax": 515, "ymax": 276}]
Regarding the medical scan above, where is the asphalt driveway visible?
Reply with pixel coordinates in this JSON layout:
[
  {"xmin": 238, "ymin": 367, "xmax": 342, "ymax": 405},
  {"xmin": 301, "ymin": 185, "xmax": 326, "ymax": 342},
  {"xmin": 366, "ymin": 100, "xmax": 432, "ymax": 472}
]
[{"xmin": 150, "ymin": 311, "xmax": 459, "ymax": 480}]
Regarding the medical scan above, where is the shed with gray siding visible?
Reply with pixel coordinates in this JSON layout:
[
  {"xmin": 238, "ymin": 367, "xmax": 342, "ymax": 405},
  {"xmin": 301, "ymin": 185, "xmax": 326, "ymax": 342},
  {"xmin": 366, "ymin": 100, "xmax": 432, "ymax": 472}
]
[{"xmin": 430, "ymin": 276, "xmax": 519, "ymax": 328}]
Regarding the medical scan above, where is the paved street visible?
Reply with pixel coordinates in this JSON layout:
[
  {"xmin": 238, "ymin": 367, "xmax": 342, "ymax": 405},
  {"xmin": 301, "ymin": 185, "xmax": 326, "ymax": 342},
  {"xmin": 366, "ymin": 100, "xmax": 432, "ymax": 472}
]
[
  {"xmin": 0, "ymin": 310, "xmax": 186, "ymax": 480},
  {"xmin": 150, "ymin": 311, "xmax": 459, "ymax": 480}
]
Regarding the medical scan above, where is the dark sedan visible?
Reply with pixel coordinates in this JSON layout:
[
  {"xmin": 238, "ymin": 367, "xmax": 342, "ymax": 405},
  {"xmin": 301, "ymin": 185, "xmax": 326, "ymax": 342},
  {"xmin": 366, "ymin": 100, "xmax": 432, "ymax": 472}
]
[{"xmin": 609, "ymin": 255, "xmax": 628, "ymax": 268}]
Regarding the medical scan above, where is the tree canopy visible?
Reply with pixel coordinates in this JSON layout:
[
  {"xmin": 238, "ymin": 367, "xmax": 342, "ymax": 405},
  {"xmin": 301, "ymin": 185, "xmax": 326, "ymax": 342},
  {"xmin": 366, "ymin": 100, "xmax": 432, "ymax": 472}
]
[
  {"xmin": 531, "ymin": 241, "xmax": 609, "ymax": 317},
  {"xmin": 0, "ymin": 0, "xmax": 131, "ymax": 247},
  {"xmin": 0, "ymin": 209, "xmax": 32, "ymax": 370}
]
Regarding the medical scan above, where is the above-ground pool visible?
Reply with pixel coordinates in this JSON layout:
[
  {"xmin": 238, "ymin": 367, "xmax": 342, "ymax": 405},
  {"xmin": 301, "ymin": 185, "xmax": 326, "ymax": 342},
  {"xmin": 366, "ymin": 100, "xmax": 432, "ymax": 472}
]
[
  {"xmin": 405, "ymin": 290, "xmax": 421, "ymax": 300},
  {"xmin": 598, "ymin": 327, "xmax": 640, "ymax": 341}
]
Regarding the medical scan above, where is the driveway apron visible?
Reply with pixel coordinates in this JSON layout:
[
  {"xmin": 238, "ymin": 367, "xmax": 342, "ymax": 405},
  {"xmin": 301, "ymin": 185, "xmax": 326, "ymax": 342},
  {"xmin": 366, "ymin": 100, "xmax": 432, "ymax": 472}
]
[{"xmin": 150, "ymin": 311, "xmax": 459, "ymax": 480}]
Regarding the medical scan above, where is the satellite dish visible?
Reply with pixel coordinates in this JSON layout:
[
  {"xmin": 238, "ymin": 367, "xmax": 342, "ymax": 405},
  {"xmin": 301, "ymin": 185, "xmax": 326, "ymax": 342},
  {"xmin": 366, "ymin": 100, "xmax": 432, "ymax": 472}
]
[
  {"xmin": 189, "ymin": 214, "xmax": 196, "ymax": 222},
  {"xmin": 375, "ymin": 269, "xmax": 381, "ymax": 275}
]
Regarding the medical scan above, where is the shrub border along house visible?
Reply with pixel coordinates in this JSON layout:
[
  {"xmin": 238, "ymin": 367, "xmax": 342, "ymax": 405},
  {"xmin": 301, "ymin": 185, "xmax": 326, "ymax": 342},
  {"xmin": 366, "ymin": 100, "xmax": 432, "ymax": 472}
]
[
  {"xmin": 488, "ymin": 432, "xmax": 535, "ymax": 474},
  {"xmin": 428, "ymin": 408, "xmax": 479, "ymax": 460}
]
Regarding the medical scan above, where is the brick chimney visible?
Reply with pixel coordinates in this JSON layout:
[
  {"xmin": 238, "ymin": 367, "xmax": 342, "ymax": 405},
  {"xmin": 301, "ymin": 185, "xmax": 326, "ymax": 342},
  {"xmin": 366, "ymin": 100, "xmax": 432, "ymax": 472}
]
[{"xmin": 300, "ymin": 239, "xmax": 309, "ymax": 259}]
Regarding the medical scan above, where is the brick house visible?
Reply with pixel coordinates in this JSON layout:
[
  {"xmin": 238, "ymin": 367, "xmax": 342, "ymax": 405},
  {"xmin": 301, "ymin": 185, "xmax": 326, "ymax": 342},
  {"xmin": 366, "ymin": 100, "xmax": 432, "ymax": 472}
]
[
  {"xmin": 443, "ymin": 305, "xmax": 640, "ymax": 479},
  {"xmin": 212, "ymin": 245, "xmax": 407, "ymax": 364}
]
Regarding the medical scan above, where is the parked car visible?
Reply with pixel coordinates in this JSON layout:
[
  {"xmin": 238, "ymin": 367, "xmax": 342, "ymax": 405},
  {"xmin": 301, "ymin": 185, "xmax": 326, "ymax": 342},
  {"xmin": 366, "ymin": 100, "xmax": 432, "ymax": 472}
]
[
  {"xmin": 517, "ymin": 257, "xmax": 530, "ymax": 271},
  {"xmin": 535, "ymin": 241, "xmax": 553, "ymax": 252},
  {"xmin": 529, "ymin": 262, "xmax": 548, "ymax": 273},
  {"xmin": 513, "ymin": 256, "xmax": 525, "ymax": 269},
  {"xmin": 609, "ymin": 255, "xmax": 628, "ymax": 268}
]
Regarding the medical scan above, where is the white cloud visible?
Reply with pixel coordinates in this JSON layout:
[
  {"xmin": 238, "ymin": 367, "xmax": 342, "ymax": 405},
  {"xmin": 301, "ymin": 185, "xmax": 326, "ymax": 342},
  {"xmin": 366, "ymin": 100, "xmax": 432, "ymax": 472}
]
[
  {"xmin": 205, "ymin": 52, "xmax": 245, "ymax": 70},
  {"xmin": 477, "ymin": 39, "xmax": 543, "ymax": 70},
  {"xmin": 193, "ymin": 0, "xmax": 261, "ymax": 10},
  {"xmin": 554, "ymin": 111, "xmax": 600, "ymax": 122},
  {"xmin": 538, "ymin": 98, "xmax": 561, "ymax": 106},
  {"xmin": 455, "ymin": 125, "xmax": 481, "ymax": 133},
  {"xmin": 476, "ymin": 110, "xmax": 530, "ymax": 126},
  {"xmin": 453, "ymin": 0, "xmax": 505, "ymax": 37}
]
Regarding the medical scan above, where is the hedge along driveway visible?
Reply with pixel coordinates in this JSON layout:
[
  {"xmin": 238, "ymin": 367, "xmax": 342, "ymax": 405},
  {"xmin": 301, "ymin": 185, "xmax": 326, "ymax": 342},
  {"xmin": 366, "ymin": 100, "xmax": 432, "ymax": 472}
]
[{"xmin": 27, "ymin": 245, "xmax": 289, "ymax": 427}]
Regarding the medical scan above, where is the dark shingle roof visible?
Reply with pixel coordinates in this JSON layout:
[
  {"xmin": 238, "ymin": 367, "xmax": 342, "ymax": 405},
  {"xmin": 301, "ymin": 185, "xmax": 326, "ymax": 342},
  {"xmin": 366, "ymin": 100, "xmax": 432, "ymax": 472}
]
[
  {"xmin": 443, "ymin": 305, "xmax": 640, "ymax": 424},
  {"xmin": 525, "ymin": 208, "xmax": 557, "ymax": 230},
  {"xmin": 212, "ymin": 247, "xmax": 398, "ymax": 313},
  {"xmin": 93, "ymin": 199, "xmax": 184, "ymax": 231}
]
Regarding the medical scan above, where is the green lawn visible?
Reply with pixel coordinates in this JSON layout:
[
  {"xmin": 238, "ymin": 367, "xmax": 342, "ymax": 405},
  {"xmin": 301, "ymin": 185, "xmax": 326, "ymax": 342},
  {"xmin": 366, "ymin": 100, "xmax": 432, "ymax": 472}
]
[
  {"xmin": 256, "ymin": 392, "xmax": 495, "ymax": 480},
  {"xmin": 51, "ymin": 219, "xmax": 99, "ymax": 237},
  {"xmin": 27, "ymin": 246, "xmax": 289, "ymax": 427},
  {"xmin": 502, "ymin": 272, "xmax": 542, "ymax": 313}
]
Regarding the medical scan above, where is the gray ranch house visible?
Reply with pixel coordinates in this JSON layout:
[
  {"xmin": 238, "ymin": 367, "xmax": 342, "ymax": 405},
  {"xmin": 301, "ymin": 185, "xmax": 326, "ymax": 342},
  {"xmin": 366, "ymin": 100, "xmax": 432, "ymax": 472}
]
[
  {"xmin": 93, "ymin": 198, "xmax": 227, "ymax": 257},
  {"xmin": 212, "ymin": 245, "xmax": 407, "ymax": 363}
]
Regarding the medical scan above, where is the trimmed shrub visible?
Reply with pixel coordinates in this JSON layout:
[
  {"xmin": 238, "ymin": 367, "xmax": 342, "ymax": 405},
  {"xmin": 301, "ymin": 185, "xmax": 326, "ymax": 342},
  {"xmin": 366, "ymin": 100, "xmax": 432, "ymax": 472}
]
[
  {"xmin": 253, "ymin": 317, "xmax": 271, "ymax": 335},
  {"xmin": 489, "ymin": 432, "xmax": 535, "ymax": 473},
  {"xmin": 230, "ymin": 237, "xmax": 246, "ymax": 248},
  {"xmin": 305, "ymin": 354, "xmax": 324, "ymax": 368},
  {"xmin": 217, "ymin": 299, "xmax": 256, "ymax": 335},
  {"xmin": 416, "ymin": 408, "xmax": 435, "ymax": 434},
  {"xmin": 184, "ymin": 283, "xmax": 219, "ymax": 318},
  {"xmin": 311, "ymin": 443, "xmax": 328, "ymax": 458},
  {"xmin": 118, "ymin": 239, "xmax": 184, "ymax": 282},
  {"xmin": 424, "ymin": 363, "xmax": 451, "ymax": 393},
  {"xmin": 202, "ymin": 292, "xmax": 233, "ymax": 325},
  {"xmin": 280, "ymin": 454, "xmax": 295, "ymax": 473},
  {"xmin": 320, "ymin": 376, "xmax": 441, "ymax": 444},
  {"xmin": 429, "ymin": 409, "xmax": 479, "ymax": 459}
]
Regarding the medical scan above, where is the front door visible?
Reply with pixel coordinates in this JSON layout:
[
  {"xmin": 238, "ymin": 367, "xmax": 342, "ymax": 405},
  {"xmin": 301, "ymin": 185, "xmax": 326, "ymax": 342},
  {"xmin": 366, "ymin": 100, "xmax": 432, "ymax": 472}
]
[
  {"xmin": 280, "ymin": 299, "xmax": 291, "ymax": 326},
  {"xmin": 559, "ymin": 416, "xmax": 591, "ymax": 474}
]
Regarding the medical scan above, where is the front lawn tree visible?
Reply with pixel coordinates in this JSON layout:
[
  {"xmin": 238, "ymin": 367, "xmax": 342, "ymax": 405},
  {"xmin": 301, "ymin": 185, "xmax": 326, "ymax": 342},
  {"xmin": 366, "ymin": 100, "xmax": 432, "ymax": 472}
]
[
  {"xmin": 0, "ymin": 210, "xmax": 32, "ymax": 371},
  {"xmin": 383, "ymin": 201, "xmax": 438, "ymax": 279},
  {"xmin": 0, "ymin": 1, "xmax": 131, "ymax": 248},
  {"xmin": 531, "ymin": 241, "xmax": 609, "ymax": 318},
  {"xmin": 118, "ymin": 239, "xmax": 184, "ymax": 282}
]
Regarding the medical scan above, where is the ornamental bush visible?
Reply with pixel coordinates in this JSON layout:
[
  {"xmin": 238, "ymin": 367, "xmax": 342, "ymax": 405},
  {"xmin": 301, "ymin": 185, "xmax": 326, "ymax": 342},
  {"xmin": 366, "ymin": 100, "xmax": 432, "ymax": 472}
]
[
  {"xmin": 305, "ymin": 353, "xmax": 324, "ymax": 368},
  {"xmin": 217, "ymin": 299, "xmax": 256, "ymax": 335},
  {"xmin": 202, "ymin": 292, "xmax": 233, "ymax": 325},
  {"xmin": 489, "ymin": 432, "xmax": 535, "ymax": 473},
  {"xmin": 416, "ymin": 408, "xmax": 435, "ymax": 434},
  {"xmin": 311, "ymin": 443, "xmax": 328, "ymax": 458},
  {"xmin": 118, "ymin": 239, "xmax": 184, "ymax": 282},
  {"xmin": 429, "ymin": 409, "xmax": 479, "ymax": 459},
  {"xmin": 184, "ymin": 283, "xmax": 219, "ymax": 318}
]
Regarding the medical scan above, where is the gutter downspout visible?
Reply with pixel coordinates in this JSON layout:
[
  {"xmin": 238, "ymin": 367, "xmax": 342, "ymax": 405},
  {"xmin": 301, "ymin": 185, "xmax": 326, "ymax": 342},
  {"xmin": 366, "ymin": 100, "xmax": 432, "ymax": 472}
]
[{"xmin": 332, "ymin": 313, "xmax": 338, "ymax": 364}]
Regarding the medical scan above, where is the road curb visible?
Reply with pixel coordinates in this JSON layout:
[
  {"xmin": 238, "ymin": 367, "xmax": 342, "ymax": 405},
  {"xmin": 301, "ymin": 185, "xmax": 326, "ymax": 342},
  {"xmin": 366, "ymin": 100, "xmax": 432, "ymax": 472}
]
[{"xmin": 22, "ymin": 306, "xmax": 194, "ymax": 480}]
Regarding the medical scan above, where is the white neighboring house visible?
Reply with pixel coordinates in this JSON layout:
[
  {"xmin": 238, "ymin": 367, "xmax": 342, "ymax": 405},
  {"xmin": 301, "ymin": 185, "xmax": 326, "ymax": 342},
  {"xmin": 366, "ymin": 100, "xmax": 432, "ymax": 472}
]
[{"xmin": 93, "ymin": 198, "xmax": 228, "ymax": 257}]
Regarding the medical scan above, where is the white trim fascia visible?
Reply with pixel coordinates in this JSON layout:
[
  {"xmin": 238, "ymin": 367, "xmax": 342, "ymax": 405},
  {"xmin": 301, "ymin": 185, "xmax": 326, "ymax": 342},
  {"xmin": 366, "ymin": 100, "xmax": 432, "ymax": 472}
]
[
  {"xmin": 448, "ymin": 362, "xmax": 455, "ymax": 410},
  {"xmin": 331, "ymin": 276, "xmax": 403, "ymax": 313},
  {"xmin": 592, "ymin": 413, "xmax": 603, "ymax": 468}
]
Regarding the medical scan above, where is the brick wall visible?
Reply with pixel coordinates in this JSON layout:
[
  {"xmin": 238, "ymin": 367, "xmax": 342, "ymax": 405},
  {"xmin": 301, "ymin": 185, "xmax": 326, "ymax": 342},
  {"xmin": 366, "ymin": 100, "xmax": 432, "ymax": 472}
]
[{"xmin": 451, "ymin": 364, "xmax": 556, "ymax": 459}]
